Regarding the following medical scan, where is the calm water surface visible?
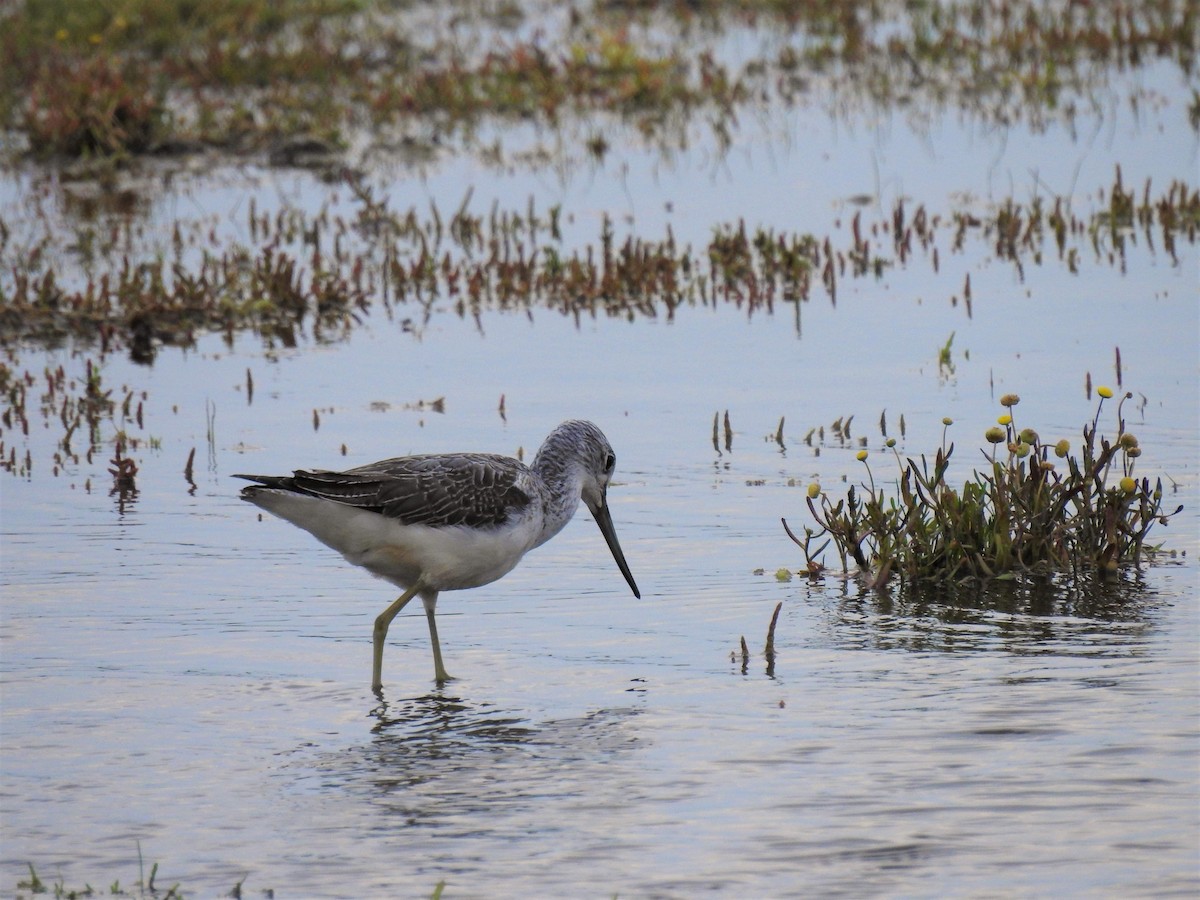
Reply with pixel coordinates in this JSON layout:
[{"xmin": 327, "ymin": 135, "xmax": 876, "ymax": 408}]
[
  {"xmin": 2, "ymin": 60, "xmax": 1199, "ymax": 898},
  {"xmin": 3, "ymin": 311, "xmax": 1197, "ymax": 897}
]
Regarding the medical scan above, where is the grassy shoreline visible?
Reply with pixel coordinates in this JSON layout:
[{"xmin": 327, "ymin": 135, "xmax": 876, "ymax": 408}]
[{"xmin": 2, "ymin": 0, "xmax": 1195, "ymax": 161}]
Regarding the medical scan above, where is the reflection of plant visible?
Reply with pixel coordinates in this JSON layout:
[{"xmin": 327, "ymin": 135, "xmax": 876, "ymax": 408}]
[{"xmin": 785, "ymin": 390, "xmax": 1181, "ymax": 588}]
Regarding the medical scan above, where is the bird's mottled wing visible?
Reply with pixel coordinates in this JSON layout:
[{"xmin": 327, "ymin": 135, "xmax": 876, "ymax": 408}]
[{"xmin": 285, "ymin": 453, "xmax": 533, "ymax": 528}]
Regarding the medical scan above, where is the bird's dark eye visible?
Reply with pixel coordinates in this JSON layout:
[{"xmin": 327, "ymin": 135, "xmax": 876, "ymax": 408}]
[{"xmin": 604, "ymin": 453, "xmax": 615, "ymax": 472}]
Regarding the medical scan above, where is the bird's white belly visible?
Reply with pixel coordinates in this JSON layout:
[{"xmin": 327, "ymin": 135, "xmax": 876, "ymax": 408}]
[
  {"xmin": 246, "ymin": 489, "xmax": 543, "ymax": 592},
  {"xmin": 356, "ymin": 518, "xmax": 541, "ymax": 591}
]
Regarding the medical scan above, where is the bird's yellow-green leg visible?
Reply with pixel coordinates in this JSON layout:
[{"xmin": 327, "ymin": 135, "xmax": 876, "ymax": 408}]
[
  {"xmin": 372, "ymin": 581, "xmax": 424, "ymax": 692},
  {"xmin": 422, "ymin": 592, "xmax": 453, "ymax": 683}
]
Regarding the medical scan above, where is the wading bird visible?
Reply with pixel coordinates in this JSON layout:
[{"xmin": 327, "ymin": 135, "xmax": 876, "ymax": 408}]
[{"xmin": 236, "ymin": 420, "xmax": 640, "ymax": 691}]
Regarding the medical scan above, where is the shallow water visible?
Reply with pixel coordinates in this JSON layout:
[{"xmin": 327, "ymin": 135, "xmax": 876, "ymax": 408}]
[{"xmin": 3, "ymin": 56, "xmax": 1199, "ymax": 899}]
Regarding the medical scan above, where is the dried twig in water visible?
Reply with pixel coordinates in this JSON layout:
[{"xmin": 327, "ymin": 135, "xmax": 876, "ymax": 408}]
[{"xmin": 764, "ymin": 602, "xmax": 782, "ymax": 661}]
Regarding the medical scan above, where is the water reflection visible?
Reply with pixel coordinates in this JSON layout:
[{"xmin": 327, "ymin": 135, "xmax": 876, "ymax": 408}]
[
  {"xmin": 823, "ymin": 567, "xmax": 1170, "ymax": 655},
  {"xmin": 369, "ymin": 692, "xmax": 538, "ymax": 750},
  {"xmin": 287, "ymin": 692, "xmax": 644, "ymax": 830}
]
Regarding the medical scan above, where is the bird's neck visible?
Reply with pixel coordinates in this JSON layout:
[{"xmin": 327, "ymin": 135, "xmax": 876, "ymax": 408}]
[{"xmin": 531, "ymin": 449, "xmax": 583, "ymax": 546}]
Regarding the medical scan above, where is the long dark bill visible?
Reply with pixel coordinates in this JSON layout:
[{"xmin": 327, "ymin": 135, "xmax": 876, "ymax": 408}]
[{"xmin": 591, "ymin": 494, "xmax": 641, "ymax": 599}]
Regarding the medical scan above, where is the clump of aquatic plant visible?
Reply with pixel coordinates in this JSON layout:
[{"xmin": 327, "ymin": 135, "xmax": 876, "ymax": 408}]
[
  {"xmin": 23, "ymin": 49, "xmax": 161, "ymax": 156},
  {"xmin": 784, "ymin": 390, "xmax": 1182, "ymax": 587},
  {"xmin": 19, "ymin": 844, "xmax": 184, "ymax": 898},
  {"xmin": 4, "ymin": 171, "xmax": 1193, "ymax": 356}
]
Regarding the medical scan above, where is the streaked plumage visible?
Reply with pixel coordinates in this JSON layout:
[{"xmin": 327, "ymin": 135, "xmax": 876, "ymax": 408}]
[{"xmin": 236, "ymin": 420, "xmax": 640, "ymax": 691}]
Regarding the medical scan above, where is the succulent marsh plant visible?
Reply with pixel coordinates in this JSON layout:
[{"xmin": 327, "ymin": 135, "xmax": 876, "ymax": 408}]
[{"xmin": 785, "ymin": 389, "xmax": 1182, "ymax": 588}]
